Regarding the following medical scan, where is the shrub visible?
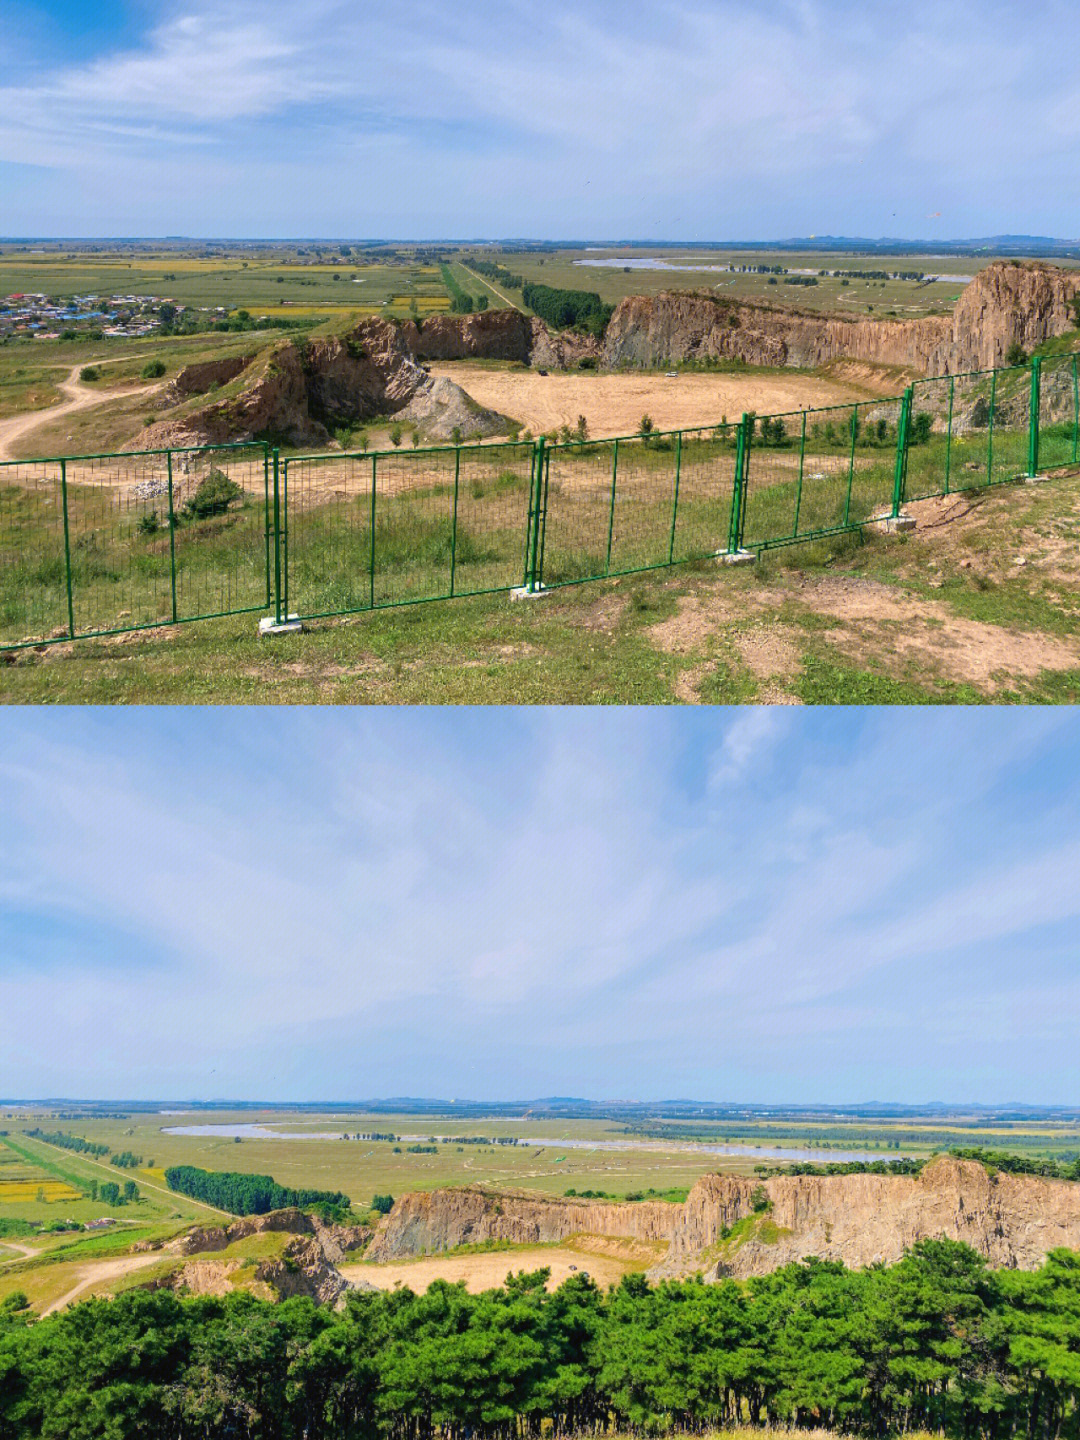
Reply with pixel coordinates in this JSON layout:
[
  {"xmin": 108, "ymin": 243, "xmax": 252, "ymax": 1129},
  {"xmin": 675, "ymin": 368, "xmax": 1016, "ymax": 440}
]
[
  {"xmin": 140, "ymin": 359, "xmax": 167, "ymax": 379},
  {"xmin": 79, "ymin": 366, "xmax": 100, "ymax": 382},
  {"xmin": 1005, "ymin": 342, "xmax": 1029, "ymax": 367},
  {"xmin": 371, "ymin": 1193, "xmax": 395, "ymax": 1214},
  {"xmin": 183, "ymin": 468, "xmax": 243, "ymax": 519},
  {"xmin": 750, "ymin": 1184, "xmax": 771, "ymax": 1213},
  {"xmin": 389, "ymin": 424, "xmax": 403, "ymax": 447}
]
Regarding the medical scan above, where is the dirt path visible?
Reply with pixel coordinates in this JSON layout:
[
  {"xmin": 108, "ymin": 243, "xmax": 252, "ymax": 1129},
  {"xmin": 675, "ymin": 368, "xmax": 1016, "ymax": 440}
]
[
  {"xmin": 0, "ymin": 359, "xmax": 160, "ymax": 462},
  {"xmin": 0, "ymin": 1239, "xmax": 39, "ymax": 1262},
  {"xmin": 458, "ymin": 264, "xmax": 524, "ymax": 313},
  {"xmin": 39, "ymin": 1254, "xmax": 164, "ymax": 1317},
  {"xmin": 427, "ymin": 365, "xmax": 878, "ymax": 439}
]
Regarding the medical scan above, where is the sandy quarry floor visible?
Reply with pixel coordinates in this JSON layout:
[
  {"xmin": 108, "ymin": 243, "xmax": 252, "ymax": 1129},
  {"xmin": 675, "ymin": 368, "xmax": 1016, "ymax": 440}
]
[
  {"xmin": 427, "ymin": 364, "xmax": 879, "ymax": 437},
  {"xmin": 341, "ymin": 1237, "xmax": 661, "ymax": 1294}
]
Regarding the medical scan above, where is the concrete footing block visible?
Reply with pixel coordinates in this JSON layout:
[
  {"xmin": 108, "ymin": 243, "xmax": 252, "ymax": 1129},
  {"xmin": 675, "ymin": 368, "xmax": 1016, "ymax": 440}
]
[
  {"xmin": 259, "ymin": 614, "xmax": 303, "ymax": 635},
  {"xmin": 509, "ymin": 585, "xmax": 550, "ymax": 601},
  {"xmin": 870, "ymin": 513, "xmax": 917, "ymax": 534},
  {"xmin": 1023, "ymin": 474, "xmax": 1049, "ymax": 485},
  {"xmin": 717, "ymin": 548, "xmax": 756, "ymax": 565}
]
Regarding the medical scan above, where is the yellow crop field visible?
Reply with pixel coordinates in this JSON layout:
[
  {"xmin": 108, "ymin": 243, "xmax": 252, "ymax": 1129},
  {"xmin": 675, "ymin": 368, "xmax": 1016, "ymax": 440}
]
[{"xmin": 0, "ymin": 1179, "xmax": 83, "ymax": 1203}]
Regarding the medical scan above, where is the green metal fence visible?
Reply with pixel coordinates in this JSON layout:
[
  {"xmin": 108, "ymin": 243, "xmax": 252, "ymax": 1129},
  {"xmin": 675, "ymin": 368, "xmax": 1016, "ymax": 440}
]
[{"xmin": 1, "ymin": 350, "xmax": 1077, "ymax": 650}]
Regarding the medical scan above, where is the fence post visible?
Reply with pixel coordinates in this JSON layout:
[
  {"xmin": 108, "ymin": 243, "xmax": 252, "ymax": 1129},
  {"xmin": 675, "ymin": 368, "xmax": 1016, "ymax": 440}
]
[
  {"xmin": 891, "ymin": 387, "xmax": 913, "ymax": 517},
  {"xmin": 166, "ymin": 450, "xmax": 178, "ymax": 624},
  {"xmin": 59, "ymin": 458, "xmax": 75, "ymax": 640},
  {"xmin": 987, "ymin": 369, "xmax": 997, "ymax": 485},
  {"xmin": 728, "ymin": 414, "xmax": 750, "ymax": 553},
  {"xmin": 369, "ymin": 453, "xmax": 377, "ymax": 609},
  {"xmin": 263, "ymin": 446, "xmax": 272, "ymax": 608},
  {"xmin": 272, "ymin": 448, "xmax": 282, "ymax": 624},
  {"xmin": 1073, "ymin": 355, "xmax": 1080, "ymax": 465},
  {"xmin": 523, "ymin": 435, "xmax": 546, "ymax": 592},
  {"xmin": 792, "ymin": 410, "xmax": 807, "ymax": 538},
  {"xmin": 1028, "ymin": 355, "xmax": 1041, "ymax": 478}
]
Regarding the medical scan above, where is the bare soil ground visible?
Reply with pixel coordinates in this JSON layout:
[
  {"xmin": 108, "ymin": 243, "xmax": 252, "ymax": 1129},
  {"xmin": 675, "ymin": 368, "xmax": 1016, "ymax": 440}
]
[
  {"xmin": 0, "ymin": 361, "xmax": 162, "ymax": 462},
  {"xmin": 342, "ymin": 1235, "xmax": 662, "ymax": 1294},
  {"xmin": 427, "ymin": 365, "xmax": 888, "ymax": 437},
  {"xmin": 38, "ymin": 1253, "xmax": 165, "ymax": 1317}
]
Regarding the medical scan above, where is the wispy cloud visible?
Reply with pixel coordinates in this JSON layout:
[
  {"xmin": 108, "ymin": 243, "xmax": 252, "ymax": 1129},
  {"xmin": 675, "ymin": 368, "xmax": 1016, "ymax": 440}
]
[
  {"xmin": 2, "ymin": 0, "xmax": 1079, "ymax": 234},
  {"xmin": 0, "ymin": 710, "xmax": 1077, "ymax": 1103}
]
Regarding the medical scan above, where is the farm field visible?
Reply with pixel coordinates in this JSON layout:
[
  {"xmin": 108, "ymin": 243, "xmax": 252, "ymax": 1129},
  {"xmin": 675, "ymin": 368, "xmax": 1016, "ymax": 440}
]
[
  {"xmin": 480, "ymin": 245, "xmax": 1080, "ymax": 317},
  {"xmin": 0, "ymin": 246, "xmax": 450, "ymax": 319}
]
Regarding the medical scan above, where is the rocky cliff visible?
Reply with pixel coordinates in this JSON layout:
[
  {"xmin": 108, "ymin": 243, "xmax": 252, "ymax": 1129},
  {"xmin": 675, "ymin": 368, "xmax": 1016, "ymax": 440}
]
[
  {"xmin": 138, "ymin": 318, "xmax": 510, "ymax": 450},
  {"xmin": 364, "ymin": 1187, "xmax": 680, "ymax": 1263},
  {"xmin": 158, "ymin": 1208, "xmax": 374, "ymax": 1306},
  {"xmin": 657, "ymin": 1156, "xmax": 1080, "ymax": 1279},
  {"xmin": 370, "ymin": 1158, "xmax": 1080, "ymax": 1281},
  {"xmin": 602, "ymin": 263, "xmax": 1080, "ymax": 377}
]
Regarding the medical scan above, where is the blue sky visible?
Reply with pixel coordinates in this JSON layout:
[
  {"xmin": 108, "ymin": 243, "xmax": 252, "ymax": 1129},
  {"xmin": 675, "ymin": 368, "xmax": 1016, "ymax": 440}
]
[
  {"xmin": 1, "ymin": 708, "xmax": 1076, "ymax": 1104},
  {"xmin": 2, "ymin": 0, "xmax": 1079, "ymax": 239}
]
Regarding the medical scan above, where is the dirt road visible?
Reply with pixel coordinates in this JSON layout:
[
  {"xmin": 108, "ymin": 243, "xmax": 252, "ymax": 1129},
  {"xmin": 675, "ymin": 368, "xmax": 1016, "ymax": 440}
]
[
  {"xmin": 39, "ymin": 1254, "xmax": 165, "ymax": 1317},
  {"xmin": 0, "ymin": 1239, "xmax": 39, "ymax": 1263},
  {"xmin": 0, "ymin": 360, "xmax": 159, "ymax": 462}
]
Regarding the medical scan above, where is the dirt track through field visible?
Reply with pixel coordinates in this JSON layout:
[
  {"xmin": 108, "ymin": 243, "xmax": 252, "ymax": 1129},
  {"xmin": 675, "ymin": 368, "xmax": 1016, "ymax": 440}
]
[
  {"xmin": 428, "ymin": 365, "xmax": 874, "ymax": 438},
  {"xmin": 39, "ymin": 1253, "xmax": 164, "ymax": 1317},
  {"xmin": 0, "ymin": 360, "xmax": 162, "ymax": 462}
]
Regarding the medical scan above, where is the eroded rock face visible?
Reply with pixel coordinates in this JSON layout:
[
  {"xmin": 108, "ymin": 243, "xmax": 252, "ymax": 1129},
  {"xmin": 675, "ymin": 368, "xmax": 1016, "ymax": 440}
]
[
  {"xmin": 368, "ymin": 1158, "xmax": 1080, "ymax": 1282},
  {"xmin": 364, "ymin": 1188, "xmax": 680, "ymax": 1262},
  {"xmin": 138, "ymin": 319, "xmax": 506, "ymax": 450},
  {"xmin": 410, "ymin": 309, "xmax": 532, "ymax": 362},
  {"xmin": 166, "ymin": 353, "xmax": 256, "ymax": 400},
  {"xmin": 660, "ymin": 1156, "xmax": 1080, "ymax": 1279},
  {"xmin": 601, "ymin": 263, "xmax": 1080, "ymax": 377},
  {"xmin": 159, "ymin": 1209, "xmax": 374, "ymax": 1307}
]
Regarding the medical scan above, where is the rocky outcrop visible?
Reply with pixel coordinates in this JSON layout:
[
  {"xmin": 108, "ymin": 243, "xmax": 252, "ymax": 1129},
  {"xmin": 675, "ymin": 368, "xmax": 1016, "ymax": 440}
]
[
  {"xmin": 602, "ymin": 263, "xmax": 1080, "ymax": 377},
  {"xmin": 657, "ymin": 1156, "xmax": 1080, "ymax": 1280},
  {"xmin": 406, "ymin": 308, "xmax": 532, "ymax": 362},
  {"xmin": 364, "ymin": 1187, "xmax": 680, "ymax": 1263},
  {"xmin": 138, "ymin": 318, "xmax": 511, "ymax": 450},
  {"xmin": 167, "ymin": 1207, "xmax": 371, "ymax": 1259},
  {"xmin": 158, "ymin": 1208, "xmax": 374, "ymax": 1307},
  {"xmin": 370, "ymin": 1159, "xmax": 1080, "ymax": 1282},
  {"xmin": 166, "ymin": 353, "xmax": 255, "ymax": 401}
]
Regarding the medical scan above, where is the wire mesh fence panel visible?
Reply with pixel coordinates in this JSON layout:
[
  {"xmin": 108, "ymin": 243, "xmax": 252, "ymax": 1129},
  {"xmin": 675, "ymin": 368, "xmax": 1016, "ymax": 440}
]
[
  {"xmin": 435, "ymin": 442, "xmax": 534, "ymax": 597},
  {"xmin": 906, "ymin": 378, "xmax": 956, "ymax": 500},
  {"xmin": 0, "ymin": 445, "xmax": 269, "ymax": 647},
  {"xmin": 281, "ymin": 453, "xmax": 377, "ymax": 619},
  {"xmin": 284, "ymin": 443, "xmax": 535, "ymax": 618},
  {"xmin": 538, "ymin": 440, "xmax": 622, "ymax": 586},
  {"xmin": 0, "ymin": 460, "xmax": 70, "ymax": 646},
  {"xmin": 539, "ymin": 433, "xmax": 686, "ymax": 586},
  {"xmin": 669, "ymin": 425, "xmax": 738, "ymax": 563},
  {"xmin": 61, "ymin": 445, "xmax": 270, "ymax": 636},
  {"xmin": 742, "ymin": 403, "xmax": 895, "ymax": 547},
  {"xmin": 1039, "ymin": 353, "xmax": 1080, "ymax": 471},
  {"xmin": 936, "ymin": 367, "xmax": 1027, "ymax": 494}
]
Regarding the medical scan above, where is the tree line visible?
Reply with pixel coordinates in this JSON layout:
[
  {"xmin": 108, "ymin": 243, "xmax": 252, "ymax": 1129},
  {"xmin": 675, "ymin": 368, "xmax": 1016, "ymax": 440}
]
[
  {"xmin": 24, "ymin": 1128, "xmax": 109, "ymax": 1160},
  {"xmin": 164, "ymin": 1165, "xmax": 350, "ymax": 1217},
  {"xmin": 520, "ymin": 282, "xmax": 613, "ymax": 338},
  {"xmin": 1, "ymin": 1240, "xmax": 1078, "ymax": 1440}
]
